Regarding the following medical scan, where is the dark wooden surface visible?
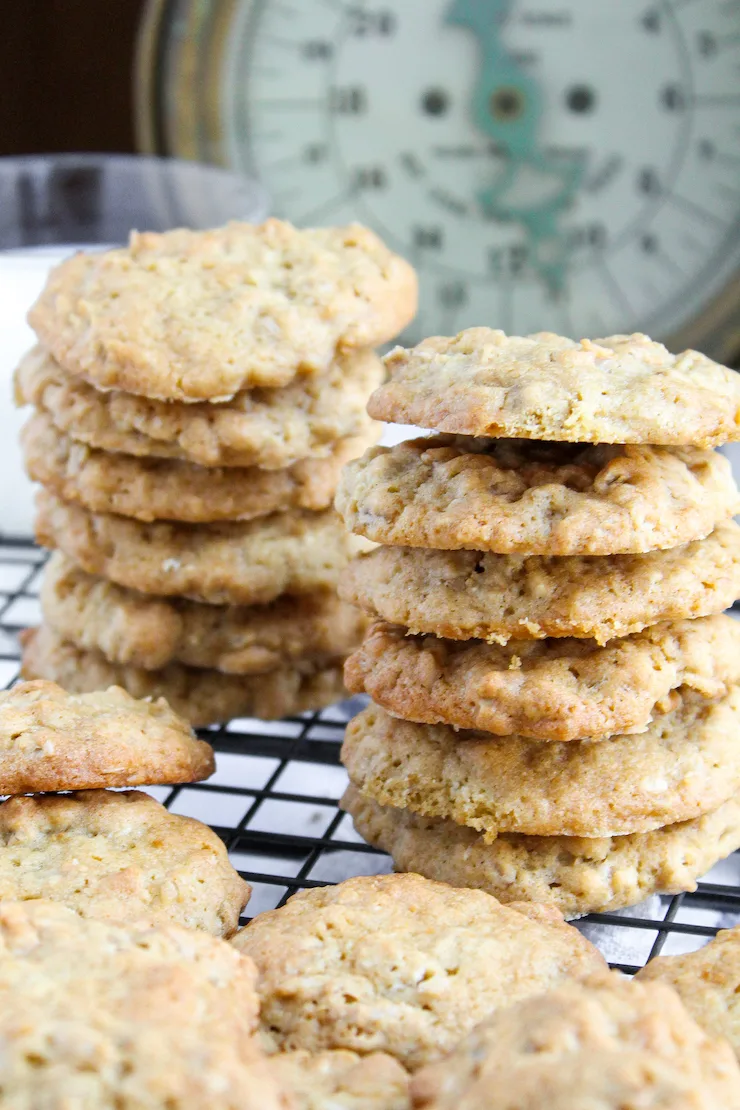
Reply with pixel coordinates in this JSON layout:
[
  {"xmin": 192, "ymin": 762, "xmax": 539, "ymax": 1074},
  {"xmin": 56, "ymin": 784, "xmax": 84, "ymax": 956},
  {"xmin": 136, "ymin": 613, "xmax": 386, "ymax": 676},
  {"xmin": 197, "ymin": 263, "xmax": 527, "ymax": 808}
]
[{"xmin": 0, "ymin": 1, "xmax": 146, "ymax": 156}]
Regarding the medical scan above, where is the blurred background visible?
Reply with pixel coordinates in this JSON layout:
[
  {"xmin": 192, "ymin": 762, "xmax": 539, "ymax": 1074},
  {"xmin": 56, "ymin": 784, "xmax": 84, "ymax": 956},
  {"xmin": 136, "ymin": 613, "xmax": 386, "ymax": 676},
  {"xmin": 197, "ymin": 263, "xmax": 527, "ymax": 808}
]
[
  {"xmin": 4, "ymin": 1, "xmax": 740, "ymax": 526},
  {"xmin": 0, "ymin": 4, "xmax": 142, "ymax": 158},
  {"xmin": 3, "ymin": 0, "xmax": 740, "ymax": 361}
]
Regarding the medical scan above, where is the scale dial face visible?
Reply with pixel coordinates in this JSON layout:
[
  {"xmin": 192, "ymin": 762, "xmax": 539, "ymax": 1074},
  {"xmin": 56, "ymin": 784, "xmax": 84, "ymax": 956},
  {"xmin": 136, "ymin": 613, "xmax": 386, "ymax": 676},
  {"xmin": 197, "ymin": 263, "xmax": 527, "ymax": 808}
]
[{"xmin": 218, "ymin": 0, "xmax": 740, "ymax": 347}]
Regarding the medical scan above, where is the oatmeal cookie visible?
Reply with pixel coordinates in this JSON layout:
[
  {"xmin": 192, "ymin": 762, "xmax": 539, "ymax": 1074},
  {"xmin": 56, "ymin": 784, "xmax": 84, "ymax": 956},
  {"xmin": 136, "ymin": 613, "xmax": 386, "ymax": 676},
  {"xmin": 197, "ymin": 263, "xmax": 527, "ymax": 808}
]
[
  {"xmin": 232, "ymin": 872, "xmax": 604, "ymax": 1070},
  {"xmin": 344, "ymin": 786, "xmax": 740, "ymax": 919},
  {"xmin": 341, "ymin": 695, "xmax": 740, "ymax": 839},
  {"xmin": 35, "ymin": 490, "xmax": 371, "ymax": 606},
  {"xmin": 21, "ymin": 627, "xmax": 347, "ymax": 727},
  {"xmin": 637, "ymin": 924, "xmax": 740, "ymax": 1059},
  {"xmin": 42, "ymin": 553, "xmax": 366, "ymax": 673},
  {"xmin": 344, "ymin": 616, "xmax": 740, "ymax": 741},
  {"xmin": 410, "ymin": 973, "xmax": 740, "ymax": 1109},
  {"xmin": 15, "ymin": 343, "xmax": 385, "ymax": 469},
  {"xmin": 337, "ymin": 436, "xmax": 738, "ymax": 555},
  {"xmin": 0, "ymin": 789, "xmax": 249, "ymax": 934},
  {"xmin": 270, "ymin": 1050, "xmax": 410, "ymax": 1110},
  {"xmin": 370, "ymin": 329, "xmax": 740, "ymax": 447},
  {"xmin": 0, "ymin": 677, "xmax": 214, "ymax": 793},
  {"xmin": 29, "ymin": 221, "xmax": 417, "ymax": 400},
  {"xmin": 22, "ymin": 410, "xmax": 377, "ymax": 523},
  {"xmin": 339, "ymin": 524, "xmax": 740, "ymax": 644},
  {"xmin": 0, "ymin": 900, "xmax": 285, "ymax": 1109}
]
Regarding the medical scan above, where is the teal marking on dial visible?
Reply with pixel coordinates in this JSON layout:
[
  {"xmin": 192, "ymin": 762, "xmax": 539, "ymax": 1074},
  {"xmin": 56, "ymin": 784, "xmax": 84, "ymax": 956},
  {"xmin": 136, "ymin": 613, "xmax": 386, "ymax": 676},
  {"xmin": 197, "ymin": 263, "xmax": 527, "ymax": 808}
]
[{"xmin": 446, "ymin": 0, "xmax": 585, "ymax": 293}]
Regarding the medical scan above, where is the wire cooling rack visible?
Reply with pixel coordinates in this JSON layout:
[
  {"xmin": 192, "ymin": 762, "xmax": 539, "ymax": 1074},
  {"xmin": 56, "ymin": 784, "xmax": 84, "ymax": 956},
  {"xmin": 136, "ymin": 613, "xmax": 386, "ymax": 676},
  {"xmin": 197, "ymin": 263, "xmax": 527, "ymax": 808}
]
[{"xmin": 1, "ymin": 534, "xmax": 740, "ymax": 973}]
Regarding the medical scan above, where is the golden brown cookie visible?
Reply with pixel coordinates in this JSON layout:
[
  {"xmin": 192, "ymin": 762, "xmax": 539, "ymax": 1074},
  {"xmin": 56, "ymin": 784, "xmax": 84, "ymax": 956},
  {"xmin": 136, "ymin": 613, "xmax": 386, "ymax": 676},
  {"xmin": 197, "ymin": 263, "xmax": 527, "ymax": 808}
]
[
  {"xmin": 29, "ymin": 221, "xmax": 418, "ymax": 400},
  {"xmin": 42, "ymin": 553, "xmax": 367, "ymax": 673},
  {"xmin": 0, "ymin": 677, "xmax": 214, "ymax": 793},
  {"xmin": 35, "ymin": 489, "xmax": 371, "ymax": 606},
  {"xmin": 22, "ymin": 409, "xmax": 378, "ymax": 523},
  {"xmin": 232, "ymin": 873, "xmax": 605, "ymax": 1070},
  {"xmin": 343, "ymin": 786, "xmax": 740, "ymax": 919},
  {"xmin": 637, "ymin": 925, "xmax": 740, "ymax": 1059},
  {"xmin": 21, "ymin": 627, "xmax": 347, "ymax": 727},
  {"xmin": 15, "ymin": 343, "xmax": 385, "ymax": 469},
  {"xmin": 270, "ymin": 1050, "xmax": 410, "ymax": 1110},
  {"xmin": 344, "ymin": 616, "xmax": 740, "ymax": 741},
  {"xmin": 341, "ymin": 695, "xmax": 740, "ymax": 839},
  {"xmin": 0, "ymin": 900, "xmax": 286, "ymax": 1109},
  {"xmin": 339, "ymin": 523, "xmax": 740, "ymax": 644},
  {"xmin": 371, "ymin": 329, "xmax": 740, "ymax": 447},
  {"xmin": 410, "ymin": 973, "xmax": 740, "ymax": 1109},
  {"xmin": 0, "ymin": 790, "xmax": 249, "ymax": 934},
  {"xmin": 337, "ymin": 436, "xmax": 739, "ymax": 555}
]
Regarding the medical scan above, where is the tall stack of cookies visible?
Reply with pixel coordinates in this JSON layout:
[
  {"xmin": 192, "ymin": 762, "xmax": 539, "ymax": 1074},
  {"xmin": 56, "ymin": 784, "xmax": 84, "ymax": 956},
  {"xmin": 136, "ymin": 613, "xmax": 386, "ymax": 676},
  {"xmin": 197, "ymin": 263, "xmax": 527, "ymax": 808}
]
[
  {"xmin": 337, "ymin": 329, "xmax": 740, "ymax": 918},
  {"xmin": 14, "ymin": 220, "xmax": 417, "ymax": 726}
]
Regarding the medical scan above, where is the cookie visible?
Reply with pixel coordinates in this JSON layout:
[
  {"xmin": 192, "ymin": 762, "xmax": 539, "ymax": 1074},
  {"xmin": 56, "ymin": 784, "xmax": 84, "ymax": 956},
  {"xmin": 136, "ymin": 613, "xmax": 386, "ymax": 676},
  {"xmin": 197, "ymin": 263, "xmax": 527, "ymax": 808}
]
[
  {"xmin": 0, "ymin": 677, "xmax": 214, "ymax": 793},
  {"xmin": 344, "ymin": 616, "xmax": 740, "ymax": 742},
  {"xmin": 15, "ymin": 343, "xmax": 385, "ymax": 469},
  {"xmin": 21, "ymin": 627, "xmax": 347, "ymax": 727},
  {"xmin": 0, "ymin": 900, "xmax": 286, "ymax": 1110},
  {"xmin": 270, "ymin": 1050, "xmax": 410, "ymax": 1110},
  {"xmin": 339, "ymin": 523, "xmax": 740, "ymax": 644},
  {"xmin": 29, "ymin": 220, "xmax": 418, "ymax": 400},
  {"xmin": 0, "ymin": 790, "xmax": 249, "ymax": 934},
  {"xmin": 231, "ymin": 872, "xmax": 605, "ymax": 1070},
  {"xmin": 22, "ymin": 410, "xmax": 378, "ymax": 523},
  {"xmin": 341, "ymin": 694, "xmax": 740, "ymax": 839},
  {"xmin": 370, "ymin": 330, "xmax": 740, "ymax": 448},
  {"xmin": 42, "ymin": 553, "xmax": 367, "ymax": 673},
  {"xmin": 337, "ymin": 436, "xmax": 738, "ymax": 555},
  {"xmin": 637, "ymin": 925, "xmax": 740, "ymax": 1059},
  {"xmin": 35, "ymin": 490, "xmax": 372, "ymax": 606},
  {"xmin": 343, "ymin": 786, "xmax": 740, "ymax": 919},
  {"xmin": 409, "ymin": 973, "xmax": 740, "ymax": 1109}
]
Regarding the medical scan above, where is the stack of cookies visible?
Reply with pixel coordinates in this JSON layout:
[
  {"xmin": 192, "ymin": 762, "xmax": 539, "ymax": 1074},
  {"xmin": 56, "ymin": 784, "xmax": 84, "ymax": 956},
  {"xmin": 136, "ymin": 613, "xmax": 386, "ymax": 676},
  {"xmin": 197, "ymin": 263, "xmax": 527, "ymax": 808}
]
[
  {"xmin": 0, "ymin": 678, "xmax": 250, "ymax": 936},
  {"xmin": 337, "ymin": 329, "xmax": 740, "ymax": 918},
  {"xmin": 14, "ymin": 220, "xmax": 417, "ymax": 725}
]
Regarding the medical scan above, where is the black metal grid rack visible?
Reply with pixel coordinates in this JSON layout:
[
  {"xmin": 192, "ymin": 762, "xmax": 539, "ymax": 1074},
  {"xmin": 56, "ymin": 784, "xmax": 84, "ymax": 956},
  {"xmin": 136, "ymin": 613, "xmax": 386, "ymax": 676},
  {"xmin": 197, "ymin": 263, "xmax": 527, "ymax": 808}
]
[{"xmin": 2, "ymin": 534, "xmax": 740, "ymax": 973}]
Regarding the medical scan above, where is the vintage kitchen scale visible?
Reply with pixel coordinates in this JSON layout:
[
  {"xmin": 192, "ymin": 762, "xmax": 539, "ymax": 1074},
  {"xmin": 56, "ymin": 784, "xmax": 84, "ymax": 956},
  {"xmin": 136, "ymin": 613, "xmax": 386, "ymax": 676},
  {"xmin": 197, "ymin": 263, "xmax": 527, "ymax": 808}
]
[{"xmin": 137, "ymin": 0, "xmax": 740, "ymax": 361}]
